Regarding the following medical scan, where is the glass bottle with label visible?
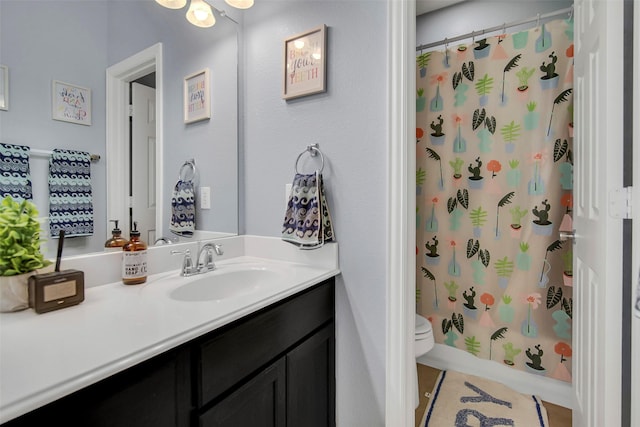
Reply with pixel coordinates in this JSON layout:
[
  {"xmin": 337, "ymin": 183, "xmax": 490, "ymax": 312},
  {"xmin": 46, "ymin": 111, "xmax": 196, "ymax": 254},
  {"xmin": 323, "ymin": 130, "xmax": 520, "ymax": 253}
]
[{"xmin": 122, "ymin": 222, "xmax": 148, "ymax": 285}]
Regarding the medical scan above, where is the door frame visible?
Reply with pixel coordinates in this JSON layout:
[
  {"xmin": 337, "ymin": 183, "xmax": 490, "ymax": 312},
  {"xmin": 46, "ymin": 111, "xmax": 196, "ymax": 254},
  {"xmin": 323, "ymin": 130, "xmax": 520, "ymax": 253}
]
[{"xmin": 106, "ymin": 43, "xmax": 164, "ymax": 238}]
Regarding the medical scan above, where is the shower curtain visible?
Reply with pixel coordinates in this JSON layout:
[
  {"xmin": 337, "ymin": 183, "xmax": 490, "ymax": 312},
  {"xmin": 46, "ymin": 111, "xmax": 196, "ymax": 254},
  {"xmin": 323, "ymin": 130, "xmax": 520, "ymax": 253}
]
[{"xmin": 416, "ymin": 18, "xmax": 574, "ymax": 381}]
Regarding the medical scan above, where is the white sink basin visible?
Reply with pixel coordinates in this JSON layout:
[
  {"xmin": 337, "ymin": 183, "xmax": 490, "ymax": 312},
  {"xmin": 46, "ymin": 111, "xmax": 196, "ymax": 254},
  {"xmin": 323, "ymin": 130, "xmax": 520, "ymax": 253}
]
[{"xmin": 169, "ymin": 265, "xmax": 284, "ymax": 302}]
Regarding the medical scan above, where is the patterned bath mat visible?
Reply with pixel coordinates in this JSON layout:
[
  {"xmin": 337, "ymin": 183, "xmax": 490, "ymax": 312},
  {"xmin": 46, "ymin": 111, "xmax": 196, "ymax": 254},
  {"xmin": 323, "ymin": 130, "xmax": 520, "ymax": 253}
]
[{"xmin": 420, "ymin": 370, "xmax": 549, "ymax": 426}]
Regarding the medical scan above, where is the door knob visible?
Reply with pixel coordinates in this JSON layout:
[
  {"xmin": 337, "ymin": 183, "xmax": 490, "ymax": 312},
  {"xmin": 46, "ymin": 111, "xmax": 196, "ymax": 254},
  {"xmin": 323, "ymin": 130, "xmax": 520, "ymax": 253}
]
[{"xmin": 559, "ymin": 230, "xmax": 575, "ymax": 241}]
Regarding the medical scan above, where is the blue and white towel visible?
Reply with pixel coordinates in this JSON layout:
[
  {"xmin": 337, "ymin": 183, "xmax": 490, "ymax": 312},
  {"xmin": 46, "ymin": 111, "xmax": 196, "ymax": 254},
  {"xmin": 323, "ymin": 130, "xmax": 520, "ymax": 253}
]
[
  {"xmin": 48, "ymin": 149, "xmax": 94, "ymax": 238},
  {"xmin": 170, "ymin": 179, "xmax": 195, "ymax": 237},
  {"xmin": 282, "ymin": 171, "xmax": 334, "ymax": 249},
  {"xmin": 0, "ymin": 143, "xmax": 33, "ymax": 202}
]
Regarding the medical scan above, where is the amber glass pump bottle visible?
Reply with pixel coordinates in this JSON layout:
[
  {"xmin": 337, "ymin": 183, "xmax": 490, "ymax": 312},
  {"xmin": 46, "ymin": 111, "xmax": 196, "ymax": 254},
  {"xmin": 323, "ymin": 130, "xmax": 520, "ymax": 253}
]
[
  {"xmin": 121, "ymin": 222, "xmax": 148, "ymax": 285},
  {"xmin": 105, "ymin": 220, "xmax": 127, "ymax": 251}
]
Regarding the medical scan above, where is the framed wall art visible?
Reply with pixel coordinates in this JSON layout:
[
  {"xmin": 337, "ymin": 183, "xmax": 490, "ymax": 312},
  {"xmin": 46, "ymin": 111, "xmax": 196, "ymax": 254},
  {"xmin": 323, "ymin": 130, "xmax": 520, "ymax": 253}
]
[
  {"xmin": 0, "ymin": 65, "xmax": 8, "ymax": 111},
  {"xmin": 283, "ymin": 25, "xmax": 327, "ymax": 100},
  {"xmin": 52, "ymin": 80, "xmax": 92, "ymax": 125},
  {"xmin": 184, "ymin": 68, "xmax": 211, "ymax": 124}
]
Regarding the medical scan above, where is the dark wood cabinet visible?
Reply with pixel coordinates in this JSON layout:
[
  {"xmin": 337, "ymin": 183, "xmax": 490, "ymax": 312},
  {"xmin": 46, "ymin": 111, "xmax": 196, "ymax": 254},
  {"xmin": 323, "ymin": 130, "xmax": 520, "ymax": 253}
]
[{"xmin": 2, "ymin": 278, "xmax": 335, "ymax": 427}]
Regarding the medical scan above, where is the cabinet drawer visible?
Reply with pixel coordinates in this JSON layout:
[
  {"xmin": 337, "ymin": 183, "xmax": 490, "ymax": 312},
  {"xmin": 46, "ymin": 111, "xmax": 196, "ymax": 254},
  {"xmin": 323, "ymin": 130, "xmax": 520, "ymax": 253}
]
[{"xmin": 197, "ymin": 280, "xmax": 334, "ymax": 406}]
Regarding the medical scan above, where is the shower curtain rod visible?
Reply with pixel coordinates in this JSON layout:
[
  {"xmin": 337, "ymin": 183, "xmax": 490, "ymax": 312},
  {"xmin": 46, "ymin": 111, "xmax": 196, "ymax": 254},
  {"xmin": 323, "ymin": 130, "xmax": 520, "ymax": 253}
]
[{"xmin": 416, "ymin": 5, "xmax": 573, "ymax": 52}]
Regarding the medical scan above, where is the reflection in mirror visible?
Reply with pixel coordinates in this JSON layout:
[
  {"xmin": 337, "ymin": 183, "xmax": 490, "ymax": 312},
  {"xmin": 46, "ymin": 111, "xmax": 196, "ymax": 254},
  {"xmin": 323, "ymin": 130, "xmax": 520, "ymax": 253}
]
[{"xmin": 0, "ymin": 0, "xmax": 238, "ymax": 260}]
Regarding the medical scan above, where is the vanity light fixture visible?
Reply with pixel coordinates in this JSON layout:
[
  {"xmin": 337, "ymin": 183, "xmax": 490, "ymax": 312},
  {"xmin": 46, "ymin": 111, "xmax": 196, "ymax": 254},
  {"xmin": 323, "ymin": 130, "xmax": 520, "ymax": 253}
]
[
  {"xmin": 224, "ymin": 0, "xmax": 254, "ymax": 9},
  {"xmin": 155, "ymin": 0, "xmax": 187, "ymax": 9},
  {"xmin": 186, "ymin": 0, "xmax": 216, "ymax": 28}
]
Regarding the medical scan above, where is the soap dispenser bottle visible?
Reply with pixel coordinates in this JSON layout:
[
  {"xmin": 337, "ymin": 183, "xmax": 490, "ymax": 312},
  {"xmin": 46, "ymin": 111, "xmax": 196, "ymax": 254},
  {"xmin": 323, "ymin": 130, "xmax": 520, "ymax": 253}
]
[
  {"xmin": 105, "ymin": 220, "xmax": 127, "ymax": 251},
  {"xmin": 122, "ymin": 222, "xmax": 148, "ymax": 285}
]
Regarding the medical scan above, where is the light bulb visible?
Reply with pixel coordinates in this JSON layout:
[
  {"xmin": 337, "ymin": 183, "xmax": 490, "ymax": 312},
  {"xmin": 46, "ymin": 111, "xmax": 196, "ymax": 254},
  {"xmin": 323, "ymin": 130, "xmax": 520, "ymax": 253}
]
[
  {"xmin": 186, "ymin": 0, "xmax": 215, "ymax": 28},
  {"xmin": 224, "ymin": 0, "xmax": 254, "ymax": 10},
  {"xmin": 155, "ymin": 0, "xmax": 187, "ymax": 9}
]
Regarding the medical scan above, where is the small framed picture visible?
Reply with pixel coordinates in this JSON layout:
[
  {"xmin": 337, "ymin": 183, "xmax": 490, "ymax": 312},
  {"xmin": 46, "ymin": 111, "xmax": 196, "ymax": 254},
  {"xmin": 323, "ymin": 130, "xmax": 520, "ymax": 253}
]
[
  {"xmin": 52, "ymin": 80, "xmax": 92, "ymax": 125},
  {"xmin": 0, "ymin": 65, "xmax": 9, "ymax": 111},
  {"xmin": 283, "ymin": 25, "xmax": 327, "ymax": 100},
  {"xmin": 184, "ymin": 68, "xmax": 211, "ymax": 124}
]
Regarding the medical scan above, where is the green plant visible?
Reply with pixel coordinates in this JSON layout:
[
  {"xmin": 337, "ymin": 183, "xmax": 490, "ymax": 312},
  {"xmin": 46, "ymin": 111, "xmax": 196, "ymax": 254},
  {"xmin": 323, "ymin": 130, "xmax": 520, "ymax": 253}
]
[
  {"xmin": 526, "ymin": 101, "xmax": 537, "ymax": 112},
  {"xmin": 416, "ymin": 168, "xmax": 426, "ymax": 187},
  {"xmin": 475, "ymin": 73, "xmax": 494, "ymax": 97},
  {"xmin": 508, "ymin": 159, "xmax": 520, "ymax": 169},
  {"xmin": 540, "ymin": 51, "xmax": 558, "ymax": 79},
  {"xmin": 430, "ymin": 115, "xmax": 444, "ymax": 136},
  {"xmin": 562, "ymin": 249, "xmax": 573, "ymax": 276},
  {"xmin": 0, "ymin": 197, "xmax": 51, "ymax": 276},
  {"xmin": 449, "ymin": 157, "xmax": 464, "ymax": 178},
  {"xmin": 516, "ymin": 67, "xmax": 535, "ymax": 89},
  {"xmin": 500, "ymin": 121, "xmax": 521, "ymax": 144},
  {"xmin": 494, "ymin": 256, "xmax": 514, "ymax": 278},
  {"xmin": 469, "ymin": 206, "xmax": 488, "ymax": 228},
  {"xmin": 417, "ymin": 52, "xmax": 431, "ymax": 70},
  {"xmin": 501, "ymin": 294, "xmax": 512, "ymax": 305},
  {"xmin": 509, "ymin": 206, "xmax": 528, "ymax": 228},
  {"xmin": 519, "ymin": 241, "xmax": 530, "ymax": 253},
  {"xmin": 444, "ymin": 280, "xmax": 459, "ymax": 301}
]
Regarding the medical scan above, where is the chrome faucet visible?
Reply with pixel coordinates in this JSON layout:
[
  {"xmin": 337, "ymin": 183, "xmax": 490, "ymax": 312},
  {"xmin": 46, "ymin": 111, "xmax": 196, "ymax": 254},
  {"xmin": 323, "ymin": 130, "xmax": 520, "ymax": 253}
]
[
  {"xmin": 171, "ymin": 249, "xmax": 197, "ymax": 276},
  {"xmin": 196, "ymin": 243, "xmax": 224, "ymax": 273}
]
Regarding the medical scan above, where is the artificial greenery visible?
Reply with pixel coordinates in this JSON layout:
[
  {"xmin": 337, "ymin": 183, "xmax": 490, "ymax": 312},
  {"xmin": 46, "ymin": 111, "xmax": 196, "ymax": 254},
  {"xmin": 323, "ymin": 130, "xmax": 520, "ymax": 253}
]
[{"xmin": 0, "ymin": 196, "xmax": 51, "ymax": 276}]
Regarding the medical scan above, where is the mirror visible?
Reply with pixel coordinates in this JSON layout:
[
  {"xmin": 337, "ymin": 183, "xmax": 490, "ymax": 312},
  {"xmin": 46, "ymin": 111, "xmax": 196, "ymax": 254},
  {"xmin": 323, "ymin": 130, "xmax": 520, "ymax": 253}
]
[{"xmin": 0, "ymin": 0, "xmax": 239, "ymax": 259}]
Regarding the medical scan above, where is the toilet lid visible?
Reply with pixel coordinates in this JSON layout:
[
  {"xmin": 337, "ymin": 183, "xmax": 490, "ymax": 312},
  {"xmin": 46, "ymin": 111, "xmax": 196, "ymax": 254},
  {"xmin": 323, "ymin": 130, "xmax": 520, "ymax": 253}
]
[{"xmin": 415, "ymin": 314, "xmax": 432, "ymax": 335}]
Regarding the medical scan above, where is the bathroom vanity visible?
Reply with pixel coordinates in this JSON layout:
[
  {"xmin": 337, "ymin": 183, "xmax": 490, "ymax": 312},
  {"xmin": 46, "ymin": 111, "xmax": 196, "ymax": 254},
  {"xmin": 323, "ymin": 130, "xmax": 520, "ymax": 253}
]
[{"xmin": 0, "ymin": 236, "xmax": 339, "ymax": 427}]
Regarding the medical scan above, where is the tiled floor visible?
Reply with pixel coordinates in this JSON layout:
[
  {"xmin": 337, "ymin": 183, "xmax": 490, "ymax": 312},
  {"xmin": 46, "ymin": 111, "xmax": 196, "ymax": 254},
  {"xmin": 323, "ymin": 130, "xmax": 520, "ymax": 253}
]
[{"xmin": 415, "ymin": 364, "xmax": 572, "ymax": 427}]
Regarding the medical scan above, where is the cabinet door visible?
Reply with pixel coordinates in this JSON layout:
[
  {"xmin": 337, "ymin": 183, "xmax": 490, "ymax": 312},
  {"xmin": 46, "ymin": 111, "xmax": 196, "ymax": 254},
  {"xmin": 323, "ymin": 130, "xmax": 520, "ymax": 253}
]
[
  {"xmin": 199, "ymin": 358, "xmax": 286, "ymax": 427},
  {"xmin": 286, "ymin": 323, "xmax": 335, "ymax": 427}
]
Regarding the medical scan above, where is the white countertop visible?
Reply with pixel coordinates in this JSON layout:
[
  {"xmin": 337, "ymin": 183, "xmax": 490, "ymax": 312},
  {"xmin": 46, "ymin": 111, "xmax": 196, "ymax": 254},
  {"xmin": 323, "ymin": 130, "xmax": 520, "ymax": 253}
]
[{"xmin": 0, "ymin": 236, "xmax": 339, "ymax": 424}]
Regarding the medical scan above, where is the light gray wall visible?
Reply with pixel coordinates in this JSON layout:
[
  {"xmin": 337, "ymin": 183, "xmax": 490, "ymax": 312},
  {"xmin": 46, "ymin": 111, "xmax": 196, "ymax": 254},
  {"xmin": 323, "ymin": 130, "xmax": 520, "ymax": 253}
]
[
  {"xmin": 0, "ymin": 0, "xmax": 238, "ymax": 257},
  {"xmin": 242, "ymin": 1, "xmax": 389, "ymax": 424}
]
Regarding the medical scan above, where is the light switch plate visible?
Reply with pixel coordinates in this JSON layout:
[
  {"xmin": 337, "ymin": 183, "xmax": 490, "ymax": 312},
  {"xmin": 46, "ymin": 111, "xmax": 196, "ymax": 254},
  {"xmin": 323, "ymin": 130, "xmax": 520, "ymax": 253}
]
[{"xmin": 200, "ymin": 186, "xmax": 211, "ymax": 209}]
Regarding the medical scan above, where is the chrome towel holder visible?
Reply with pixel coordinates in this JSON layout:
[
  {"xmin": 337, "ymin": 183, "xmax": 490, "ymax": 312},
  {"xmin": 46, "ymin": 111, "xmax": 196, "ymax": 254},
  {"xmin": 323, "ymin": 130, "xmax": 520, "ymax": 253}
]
[
  {"xmin": 295, "ymin": 143, "xmax": 325, "ymax": 174},
  {"xmin": 179, "ymin": 159, "xmax": 197, "ymax": 182}
]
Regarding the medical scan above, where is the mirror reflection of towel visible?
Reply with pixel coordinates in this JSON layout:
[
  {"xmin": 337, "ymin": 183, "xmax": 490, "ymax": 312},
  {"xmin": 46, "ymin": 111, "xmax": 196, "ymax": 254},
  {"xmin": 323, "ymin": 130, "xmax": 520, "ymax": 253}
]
[
  {"xmin": 282, "ymin": 171, "xmax": 334, "ymax": 249},
  {"xmin": 170, "ymin": 179, "xmax": 195, "ymax": 237},
  {"xmin": 48, "ymin": 149, "xmax": 94, "ymax": 238},
  {"xmin": 0, "ymin": 143, "xmax": 33, "ymax": 202}
]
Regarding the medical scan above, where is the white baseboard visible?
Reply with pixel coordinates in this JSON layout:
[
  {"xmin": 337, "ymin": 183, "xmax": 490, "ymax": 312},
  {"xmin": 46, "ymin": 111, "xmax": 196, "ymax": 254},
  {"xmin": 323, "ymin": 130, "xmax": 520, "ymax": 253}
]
[{"xmin": 418, "ymin": 343, "xmax": 573, "ymax": 409}]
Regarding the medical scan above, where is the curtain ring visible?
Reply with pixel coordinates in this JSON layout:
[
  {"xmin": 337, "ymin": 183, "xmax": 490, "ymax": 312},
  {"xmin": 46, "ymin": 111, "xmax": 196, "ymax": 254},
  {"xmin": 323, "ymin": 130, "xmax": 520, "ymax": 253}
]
[
  {"xmin": 471, "ymin": 31, "xmax": 475, "ymax": 44},
  {"xmin": 568, "ymin": 6, "xmax": 574, "ymax": 21},
  {"xmin": 502, "ymin": 23, "xmax": 506, "ymax": 34},
  {"xmin": 536, "ymin": 13, "xmax": 541, "ymax": 28}
]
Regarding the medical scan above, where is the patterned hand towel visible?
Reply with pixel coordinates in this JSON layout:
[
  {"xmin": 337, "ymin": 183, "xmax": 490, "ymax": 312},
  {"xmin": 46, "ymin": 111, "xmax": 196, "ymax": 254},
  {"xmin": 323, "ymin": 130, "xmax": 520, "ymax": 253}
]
[
  {"xmin": 169, "ymin": 178, "xmax": 195, "ymax": 237},
  {"xmin": 0, "ymin": 143, "xmax": 33, "ymax": 201},
  {"xmin": 282, "ymin": 171, "xmax": 334, "ymax": 249},
  {"xmin": 48, "ymin": 149, "xmax": 94, "ymax": 238}
]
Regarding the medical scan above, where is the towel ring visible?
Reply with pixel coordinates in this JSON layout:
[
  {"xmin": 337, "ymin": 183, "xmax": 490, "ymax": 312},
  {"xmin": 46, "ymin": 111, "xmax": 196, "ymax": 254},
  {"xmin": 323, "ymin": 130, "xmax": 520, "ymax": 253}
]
[
  {"xmin": 179, "ymin": 159, "xmax": 196, "ymax": 182},
  {"xmin": 295, "ymin": 144, "xmax": 325, "ymax": 174}
]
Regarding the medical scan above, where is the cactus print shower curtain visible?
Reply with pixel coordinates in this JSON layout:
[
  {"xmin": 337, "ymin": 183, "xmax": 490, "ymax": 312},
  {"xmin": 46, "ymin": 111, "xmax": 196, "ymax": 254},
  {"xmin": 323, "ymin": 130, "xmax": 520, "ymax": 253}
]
[{"xmin": 416, "ymin": 18, "xmax": 574, "ymax": 381}]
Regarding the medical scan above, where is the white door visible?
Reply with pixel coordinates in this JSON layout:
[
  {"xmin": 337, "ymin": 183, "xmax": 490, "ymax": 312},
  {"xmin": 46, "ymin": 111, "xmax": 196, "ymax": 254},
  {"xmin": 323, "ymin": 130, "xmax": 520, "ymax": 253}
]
[
  {"xmin": 632, "ymin": 1, "xmax": 640, "ymax": 425},
  {"xmin": 573, "ymin": 0, "xmax": 625, "ymax": 426},
  {"xmin": 131, "ymin": 82, "xmax": 157, "ymax": 244}
]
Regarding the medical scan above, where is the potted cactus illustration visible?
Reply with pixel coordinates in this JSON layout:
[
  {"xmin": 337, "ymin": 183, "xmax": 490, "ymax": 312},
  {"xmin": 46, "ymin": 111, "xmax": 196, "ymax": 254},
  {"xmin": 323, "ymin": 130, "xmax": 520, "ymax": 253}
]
[
  {"xmin": 462, "ymin": 286, "xmax": 478, "ymax": 319},
  {"xmin": 444, "ymin": 280, "xmax": 459, "ymax": 303},
  {"xmin": 524, "ymin": 101, "xmax": 539, "ymax": 130},
  {"xmin": 417, "ymin": 51, "xmax": 431, "ymax": 78},
  {"xmin": 421, "ymin": 267, "xmax": 439, "ymax": 309},
  {"xmin": 467, "ymin": 157, "xmax": 484, "ymax": 189},
  {"xmin": 494, "ymin": 256, "xmax": 514, "ymax": 288},
  {"xmin": 521, "ymin": 293, "xmax": 542, "ymax": 337},
  {"xmin": 489, "ymin": 326, "xmax": 508, "ymax": 360},
  {"xmin": 425, "ymin": 148, "xmax": 444, "ymax": 191},
  {"xmin": 525, "ymin": 344, "xmax": 546, "ymax": 375},
  {"xmin": 469, "ymin": 205, "xmax": 488, "ymax": 237},
  {"xmin": 516, "ymin": 66, "xmax": 535, "ymax": 92},
  {"xmin": 442, "ymin": 313, "xmax": 464, "ymax": 346},
  {"xmin": 416, "ymin": 88, "xmax": 426, "ymax": 112},
  {"xmin": 500, "ymin": 120, "xmax": 521, "ymax": 154},
  {"xmin": 517, "ymin": 241, "xmax": 531, "ymax": 270},
  {"xmin": 532, "ymin": 199, "xmax": 553, "ymax": 236},
  {"xmin": 500, "ymin": 54, "xmax": 521, "ymax": 104},
  {"xmin": 509, "ymin": 206, "xmax": 528, "ymax": 238},
  {"xmin": 424, "ymin": 236, "xmax": 440, "ymax": 265},
  {"xmin": 506, "ymin": 159, "xmax": 521, "ymax": 188},
  {"xmin": 466, "ymin": 238, "xmax": 490, "ymax": 285},
  {"xmin": 539, "ymin": 51, "xmax": 559, "ymax": 90},
  {"xmin": 416, "ymin": 167, "xmax": 425, "ymax": 196},
  {"xmin": 495, "ymin": 191, "xmax": 514, "ymax": 239},
  {"xmin": 502, "ymin": 342, "xmax": 522, "ymax": 366},
  {"xmin": 475, "ymin": 73, "xmax": 494, "ymax": 106},
  {"xmin": 498, "ymin": 294, "xmax": 515, "ymax": 323},
  {"xmin": 562, "ymin": 249, "xmax": 573, "ymax": 287},
  {"xmin": 449, "ymin": 157, "xmax": 464, "ymax": 180},
  {"xmin": 429, "ymin": 115, "xmax": 445, "ymax": 145},
  {"xmin": 473, "ymin": 38, "xmax": 491, "ymax": 60},
  {"xmin": 473, "ymin": 108, "xmax": 496, "ymax": 152}
]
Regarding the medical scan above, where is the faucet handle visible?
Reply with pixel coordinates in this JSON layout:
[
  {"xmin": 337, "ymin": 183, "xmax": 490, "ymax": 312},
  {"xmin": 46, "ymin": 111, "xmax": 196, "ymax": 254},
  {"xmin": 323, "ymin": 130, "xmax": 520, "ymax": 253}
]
[
  {"xmin": 171, "ymin": 249, "xmax": 196, "ymax": 276},
  {"xmin": 213, "ymin": 244, "xmax": 223, "ymax": 256}
]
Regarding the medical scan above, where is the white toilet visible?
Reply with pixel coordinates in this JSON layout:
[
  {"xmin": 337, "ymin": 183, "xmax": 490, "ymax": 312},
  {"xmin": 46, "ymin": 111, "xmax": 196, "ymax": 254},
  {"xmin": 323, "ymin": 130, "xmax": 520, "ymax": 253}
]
[{"xmin": 414, "ymin": 313, "xmax": 434, "ymax": 408}]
